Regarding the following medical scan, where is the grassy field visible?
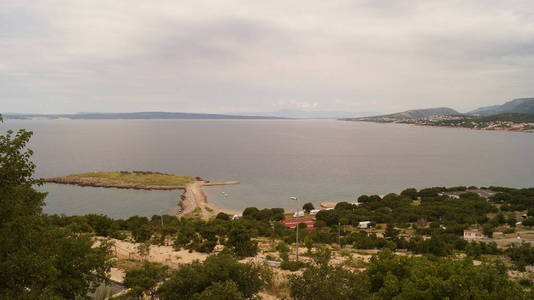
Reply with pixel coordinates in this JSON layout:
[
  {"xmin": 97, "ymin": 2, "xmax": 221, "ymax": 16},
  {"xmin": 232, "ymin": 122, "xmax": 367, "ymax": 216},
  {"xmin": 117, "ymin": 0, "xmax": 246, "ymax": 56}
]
[{"xmin": 66, "ymin": 171, "xmax": 194, "ymax": 186}]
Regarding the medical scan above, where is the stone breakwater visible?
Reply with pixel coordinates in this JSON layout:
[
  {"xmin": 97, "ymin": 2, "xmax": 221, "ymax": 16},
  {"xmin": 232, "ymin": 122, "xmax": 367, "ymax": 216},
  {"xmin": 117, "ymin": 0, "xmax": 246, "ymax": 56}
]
[{"xmin": 44, "ymin": 177, "xmax": 186, "ymax": 190}]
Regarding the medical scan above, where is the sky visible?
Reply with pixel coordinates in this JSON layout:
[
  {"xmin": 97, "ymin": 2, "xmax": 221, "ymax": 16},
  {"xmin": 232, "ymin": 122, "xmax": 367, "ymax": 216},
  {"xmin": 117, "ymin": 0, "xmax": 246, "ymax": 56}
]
[{"xmin": 1, "ymin": 0, "xmax": 534, "ymax": 115}]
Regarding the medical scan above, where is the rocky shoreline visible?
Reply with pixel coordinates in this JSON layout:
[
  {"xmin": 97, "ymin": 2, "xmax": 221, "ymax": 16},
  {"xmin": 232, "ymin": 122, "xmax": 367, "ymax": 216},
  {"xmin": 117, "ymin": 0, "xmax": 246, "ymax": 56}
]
[
  {"xmin": 44, "ymin": 176, "xmax": 187, "ymax": 190},
  {"xmin": 45, "ymin": 176, "xmax": 240, "ymax": 220}
]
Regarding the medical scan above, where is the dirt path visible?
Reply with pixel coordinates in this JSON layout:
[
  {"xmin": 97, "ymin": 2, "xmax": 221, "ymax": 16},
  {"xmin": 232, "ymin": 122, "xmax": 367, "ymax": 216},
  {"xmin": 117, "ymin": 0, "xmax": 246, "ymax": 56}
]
[{"xmin": 178, "ymin": 181, "xmax": 220, "ymax": 220}]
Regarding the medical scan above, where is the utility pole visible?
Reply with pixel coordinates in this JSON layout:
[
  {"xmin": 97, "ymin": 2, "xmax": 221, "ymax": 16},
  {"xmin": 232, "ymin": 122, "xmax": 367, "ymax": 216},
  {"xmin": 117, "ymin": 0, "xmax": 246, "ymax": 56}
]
[{"xmin": 290, "ymin": 196, "xmax": 299, "ymax": 262}]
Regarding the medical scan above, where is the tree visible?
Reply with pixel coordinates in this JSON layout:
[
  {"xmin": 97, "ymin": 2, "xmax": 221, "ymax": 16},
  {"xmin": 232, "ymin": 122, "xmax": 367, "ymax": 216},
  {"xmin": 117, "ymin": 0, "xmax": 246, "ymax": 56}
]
[
  {"xmin": 0, "ymin": 118, "xmax": 112, "ymax": 298},
  {"xmin": 384, "ymin": 223, "xmax": 399, "ymax": 241},
  {"xmin": 86, "ymin": 214, "xmax": 115, "ymax": 236},
  {"xmin": 482, "ymin": 223, "xmax": 495, "ymax": 238},
  {"xmin": 289, "ymin": 247, "xmax": 369, "ymax": 300},
  {"xmin": 302, "ymin": 202, "xmax": 314, "ymax": 213},
  {"xmin": 366, "ymin": 249, "xmax": 529, "ymax": 299},
  {"xmin": 124, "ymin": 262, "xmax": 169, "ymax": 299},
  {"xmin": 315, "ymin": 210, "xmax": 338, "ymax": 226},
  {"xmin": 190, "ymin": 281, "xmax": 244, "ymax": 300},
  {"xmin": 137, "ymin": 241, "xmax": 151, "ymax": 260},
  {"xmin": 132, "ymin": 224, "xmax": 153, "ymax": 243},
  {"xmin": 216, "ymin": 212, "xmax": 231, "ymax": 221},
  {"xmin": 242, "ymin": 207, "xmax": 259, "ymax": 218},
  {"xmin": 505, "ymin": 243, "xmax": 534, "ymax": 271},
  {"xmin": 157, "ymin": 253, "xmax": 271, "ymax": 300},
  {"xmin": 400, "ymin": 188, "xmax": 418, "ymax": 200},
  {"xmin": 226, "ymin": 224, "xmax": 258, "ymax": 258}
]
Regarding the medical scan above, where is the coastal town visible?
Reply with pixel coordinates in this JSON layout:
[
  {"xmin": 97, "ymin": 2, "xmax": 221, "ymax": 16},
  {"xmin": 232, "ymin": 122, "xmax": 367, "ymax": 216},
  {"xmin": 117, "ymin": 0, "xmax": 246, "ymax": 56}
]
[
  {"xmin": 400, "ymin": 115, "xmax": 534, "ymax": 132},
  {"xmin": 353, "ymin": 114, "xmax": 534, "ymax": 132}
]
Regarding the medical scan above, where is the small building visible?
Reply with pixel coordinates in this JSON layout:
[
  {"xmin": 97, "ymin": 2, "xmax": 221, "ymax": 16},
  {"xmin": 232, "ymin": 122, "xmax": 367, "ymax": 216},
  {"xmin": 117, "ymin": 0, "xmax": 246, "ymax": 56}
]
[
  {"xmin": 281, "ymin": 218, "xmax": 315, "ymax": 231},
  {"xmin": 232, "ymin": 214, "xmax": 242, "ymax": 220},
  {"xmin": 309, "ymin": 209, "xmax": 321, "ymax": 216},
  {"xmin": 293, "ymin": 211, "xmax": 305, "ymax": 218},
  {"xmin": 463, "ymin": 230, "xmax": 484, "ymax": 239},
  {"xmin": 358, "ymin": 221, "xmax": 372, "ymax": 229}
]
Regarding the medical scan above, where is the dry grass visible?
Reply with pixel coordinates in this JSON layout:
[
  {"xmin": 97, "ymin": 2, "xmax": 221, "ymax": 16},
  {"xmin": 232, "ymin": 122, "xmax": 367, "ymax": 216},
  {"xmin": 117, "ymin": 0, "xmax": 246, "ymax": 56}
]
[
  {"xmin": 67, "ymin": 171, "xmax": 194, "ymax": 186},
  {"xmin": 113, "ymin": 258, "xmax": 144, "ymax": 272}
]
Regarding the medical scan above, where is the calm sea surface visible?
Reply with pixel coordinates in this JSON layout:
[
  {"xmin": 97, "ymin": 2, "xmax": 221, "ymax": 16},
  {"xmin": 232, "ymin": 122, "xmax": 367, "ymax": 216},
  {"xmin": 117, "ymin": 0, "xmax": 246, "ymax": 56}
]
[{"xmin": 4, "ymin": 119, "xmax": 534, "ymax": 218}]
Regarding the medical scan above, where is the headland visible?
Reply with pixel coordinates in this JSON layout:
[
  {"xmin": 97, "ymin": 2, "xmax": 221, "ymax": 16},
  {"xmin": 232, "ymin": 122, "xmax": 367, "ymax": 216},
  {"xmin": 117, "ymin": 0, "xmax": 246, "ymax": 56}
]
[{"xmin": 44, "ymin": 171, "xmax": 240, "ymax": 220}]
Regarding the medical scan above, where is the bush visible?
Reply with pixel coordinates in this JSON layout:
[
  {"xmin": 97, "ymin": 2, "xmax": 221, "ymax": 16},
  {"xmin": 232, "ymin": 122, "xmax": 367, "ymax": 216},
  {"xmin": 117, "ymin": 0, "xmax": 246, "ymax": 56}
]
[
  {"xmin": 366, "ymin": 249, "xmax": 528, "ymax": 299},
  {"xmin": 280, "ymin": 260, "xmax": 306, "ymax": 271},
  {"xmin": 158, "ymin": 253, "xmax": 272, "ymax": 300},
  {"xmin": 289, "ymin": 248, "xmax": 369, "ymax": 300}
]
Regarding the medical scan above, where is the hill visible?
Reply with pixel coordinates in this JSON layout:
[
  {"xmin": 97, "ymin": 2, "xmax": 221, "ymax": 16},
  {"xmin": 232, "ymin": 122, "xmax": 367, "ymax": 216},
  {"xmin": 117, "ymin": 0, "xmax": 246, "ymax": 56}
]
[
  {"xmin": 468, "ymin": 98, "xmax": 534, "ymax": 116},
  {"xmin": 344, "ymin": 107, "xmax": 460, "ymax": 121},
  {"xmin": 4, "ymin": 112, "xmax": 286, "ymax": 120}
]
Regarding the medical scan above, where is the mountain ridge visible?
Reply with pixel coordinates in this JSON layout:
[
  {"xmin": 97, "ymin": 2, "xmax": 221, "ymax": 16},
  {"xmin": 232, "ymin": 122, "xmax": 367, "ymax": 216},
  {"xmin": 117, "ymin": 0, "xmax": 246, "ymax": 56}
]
[
  {"xmin": 344, "ymin": 98, "xmax": 534, "ymax": 121},
  {"xmin": 468, "ymin": 98, "xmax": 534, "ymax": 116}
]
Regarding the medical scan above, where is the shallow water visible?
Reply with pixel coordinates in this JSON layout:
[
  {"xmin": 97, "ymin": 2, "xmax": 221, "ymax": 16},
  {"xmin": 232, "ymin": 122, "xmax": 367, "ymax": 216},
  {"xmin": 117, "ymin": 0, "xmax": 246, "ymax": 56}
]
[{"xmin": 4, "ymin": 119, "xmax": 534, "ymax": 217}]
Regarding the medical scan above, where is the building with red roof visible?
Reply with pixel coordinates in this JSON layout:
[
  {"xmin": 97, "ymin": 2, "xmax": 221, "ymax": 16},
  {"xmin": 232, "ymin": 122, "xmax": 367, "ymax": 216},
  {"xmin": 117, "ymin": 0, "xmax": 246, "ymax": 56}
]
[{"xmin": 280, "ymin": 218, "xmax": 315, "ymax": 231}]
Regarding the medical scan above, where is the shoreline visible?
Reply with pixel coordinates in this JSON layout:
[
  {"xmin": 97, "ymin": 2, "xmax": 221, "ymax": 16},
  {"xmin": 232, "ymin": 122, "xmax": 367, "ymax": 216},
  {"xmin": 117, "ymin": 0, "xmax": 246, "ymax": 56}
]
[
  {"xmin": 44, "ymin": 176, "xmax": 188, "ymax": 190},
  {"xmin": 177, "ymin": 181, "xmax": 240, "ymax": 220},
  {"xmin": 45, "ymin": 176, "xmax": 240, "ymax": 220},
  {"xmin": 349, "ymin": 120, "xmax": 534, "ymax": 133}
]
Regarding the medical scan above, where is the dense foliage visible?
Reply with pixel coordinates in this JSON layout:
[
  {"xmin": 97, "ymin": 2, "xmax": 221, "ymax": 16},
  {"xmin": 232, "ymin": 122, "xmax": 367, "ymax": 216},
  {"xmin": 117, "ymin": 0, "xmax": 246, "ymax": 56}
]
[
  {"xmin": 123, "ymin": 262, "xmax": 170, "ymax": 299},
  {"xmin": 0, "ymin": 119, "xmax": 112, "ymax": 298},
  {"xmin": 155, "ymin": 253, "xmax": 272, "ymax": 300},
  {"xmin": 316, "ymin": 188, "xmax": 497, "ymax": 226},
  {"xmin": 290, "ymin": 249, "xmax": 533, "ymax": 300},
  {"xmin": 289, "ymin": 248, "xmax": 369, "ymax": 300},
  {"xmin": 365, "ymin": 250, "xmax": 532, "ymax": 299}
]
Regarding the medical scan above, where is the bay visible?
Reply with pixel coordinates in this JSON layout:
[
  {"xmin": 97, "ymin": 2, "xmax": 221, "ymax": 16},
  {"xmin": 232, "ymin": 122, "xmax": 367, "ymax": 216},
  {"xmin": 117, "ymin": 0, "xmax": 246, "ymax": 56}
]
[{"xmin": 4, "ymin": 119, "xmax": 534, "ymax": 218}]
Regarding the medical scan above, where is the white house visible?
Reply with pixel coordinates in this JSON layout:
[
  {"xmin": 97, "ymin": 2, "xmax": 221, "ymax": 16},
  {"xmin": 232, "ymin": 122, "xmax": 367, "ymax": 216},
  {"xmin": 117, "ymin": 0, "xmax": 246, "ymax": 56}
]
[
  {"xmin": 463, "ymin": 230, "xmax": 484, "ymax": 239},
  {"xmin": 358, "ymin": 221, "xmax": 372, "ymax": 229},
  {"xmin": 293, "ymin": 211, "xmax": 305, "ymax": 218},
  {"xmin": 309, "ymin": 209, "xmax": 321, "ymax": 216}
]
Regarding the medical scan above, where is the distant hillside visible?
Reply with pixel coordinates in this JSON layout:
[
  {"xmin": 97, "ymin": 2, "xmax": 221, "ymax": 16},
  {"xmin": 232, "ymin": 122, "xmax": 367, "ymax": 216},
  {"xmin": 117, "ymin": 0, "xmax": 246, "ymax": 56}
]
[
  {"xmin": 234, "ymin": 109, "xmax": 380, "ymax": 119},
  {"xmin": 4, "ymin": 112, "xmax": 286, "ymax": 120},
  {"xmin": 468, "ymin": 98, "xmax": 534, "ymax": 116},
  {"xmin": 345, "ymin": 107, "xmax": 460, "ymax": 121},
  {"xmin": 468, "ymin": 105, "xmax": 501, "ymax": 116},
  {"xmin": 480, "ymin": 113, "xmax": 534, "ymax": 123}
]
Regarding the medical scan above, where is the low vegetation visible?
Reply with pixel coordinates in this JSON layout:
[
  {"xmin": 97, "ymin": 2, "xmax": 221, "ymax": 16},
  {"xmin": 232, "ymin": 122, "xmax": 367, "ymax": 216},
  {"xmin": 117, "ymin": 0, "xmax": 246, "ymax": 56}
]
[{"xmin": 65, "ymin": 171, "xmax": 194, "ymax": 186}]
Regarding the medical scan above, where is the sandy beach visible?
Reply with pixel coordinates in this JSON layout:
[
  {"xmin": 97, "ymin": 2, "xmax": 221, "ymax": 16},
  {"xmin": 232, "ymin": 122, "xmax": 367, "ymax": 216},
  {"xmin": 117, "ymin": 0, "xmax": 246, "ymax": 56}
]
[{"xmin": 177, "ymin": 181, "xmax": 240, "ymax": 220}]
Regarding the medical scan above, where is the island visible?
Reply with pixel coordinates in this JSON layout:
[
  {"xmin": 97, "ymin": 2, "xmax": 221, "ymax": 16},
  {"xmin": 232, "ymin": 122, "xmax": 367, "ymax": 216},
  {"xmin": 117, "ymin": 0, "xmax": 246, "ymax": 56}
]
[
  {"xmin": 45, "ymin": 171, "xmax": 240, "ymax": 220},
  {"xmin": 45, "ymin": 171, "xmax": 196, "ymax": 190}
]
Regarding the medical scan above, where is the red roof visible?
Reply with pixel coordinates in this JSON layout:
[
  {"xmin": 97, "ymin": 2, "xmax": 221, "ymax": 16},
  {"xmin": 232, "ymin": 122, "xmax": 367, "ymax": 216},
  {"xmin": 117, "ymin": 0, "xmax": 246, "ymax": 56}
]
[{"xmin": 281, "ymin": 218, "xmax": 316, "ymax": 231}]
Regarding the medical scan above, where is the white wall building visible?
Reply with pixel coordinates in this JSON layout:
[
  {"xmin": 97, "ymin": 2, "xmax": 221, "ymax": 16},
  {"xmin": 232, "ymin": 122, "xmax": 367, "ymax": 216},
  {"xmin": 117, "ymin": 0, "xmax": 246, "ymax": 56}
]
[
  {"xmin": 358, "ymin": 221, "xmax": 372, "ymax": 229},
  {"xmin": 463, "ymin": 230, "xmax": 484, "ymax": 239}
]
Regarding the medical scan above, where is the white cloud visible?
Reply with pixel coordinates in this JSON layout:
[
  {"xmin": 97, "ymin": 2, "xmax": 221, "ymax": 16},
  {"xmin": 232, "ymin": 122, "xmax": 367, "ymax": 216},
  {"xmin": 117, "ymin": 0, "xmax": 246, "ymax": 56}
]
[{"xmin": 1, "ymin": 0, "xmax": 534, "ymax": 113}]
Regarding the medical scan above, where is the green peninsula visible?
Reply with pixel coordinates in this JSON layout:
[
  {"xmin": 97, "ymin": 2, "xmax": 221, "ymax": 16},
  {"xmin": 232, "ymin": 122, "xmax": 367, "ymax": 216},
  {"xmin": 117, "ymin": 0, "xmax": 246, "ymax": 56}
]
[{"xmin": 46, "ymin": 171, "xmax": 195, "ymax": 190}]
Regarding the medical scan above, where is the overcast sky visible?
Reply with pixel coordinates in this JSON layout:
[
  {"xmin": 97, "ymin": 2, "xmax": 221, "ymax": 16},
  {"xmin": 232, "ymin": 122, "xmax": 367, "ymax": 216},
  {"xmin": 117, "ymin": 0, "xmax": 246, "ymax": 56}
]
[{"xmin": 1, "ymin": 0, "xmax": 534, "ymax": 114}]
